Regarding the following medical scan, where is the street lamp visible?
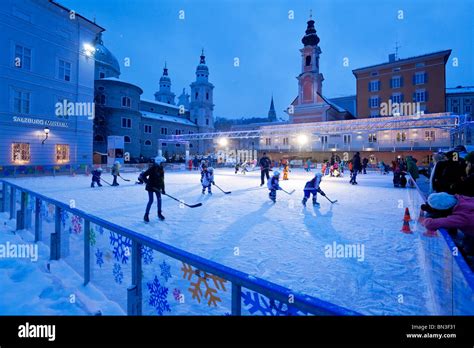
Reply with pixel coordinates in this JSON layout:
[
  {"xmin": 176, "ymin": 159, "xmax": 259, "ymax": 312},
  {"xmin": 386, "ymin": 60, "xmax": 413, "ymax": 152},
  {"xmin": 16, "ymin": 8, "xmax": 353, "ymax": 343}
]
[
  {"xmin": 42, "ymin": 127, "xmax": 50, "ymax": 145},
  {"xmin": 297, "ymin": 134, "xmax": 308, "ymax": 145},
  {"xmin": 218, "ymin": 137, "xmax": 228, "ymax": 147},
  {"xmin": 83, "ymin": 43, "xmax": 96, "ymax": 57}
]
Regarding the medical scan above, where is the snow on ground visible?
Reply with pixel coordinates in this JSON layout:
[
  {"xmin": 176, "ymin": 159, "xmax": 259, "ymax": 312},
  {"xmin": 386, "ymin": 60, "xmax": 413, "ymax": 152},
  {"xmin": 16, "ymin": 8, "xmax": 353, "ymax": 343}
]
[
  {"xmin": 0, "ymin": 212, "xmax": 124, "ymax": 315},
  {"xmin": 3, "ymin": 168, "xmax": 439, "ymax": 315}
]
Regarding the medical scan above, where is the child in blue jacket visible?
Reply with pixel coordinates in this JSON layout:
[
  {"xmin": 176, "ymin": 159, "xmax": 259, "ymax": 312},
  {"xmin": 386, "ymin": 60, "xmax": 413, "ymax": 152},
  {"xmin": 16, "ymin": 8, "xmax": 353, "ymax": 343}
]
[
  {"xmin": 267, "ymin": 171, "xmax": 282, "ymax": 202},
  {"xmin": 302, "ymin": 172, "xmax": 326, "ymax": 206}
]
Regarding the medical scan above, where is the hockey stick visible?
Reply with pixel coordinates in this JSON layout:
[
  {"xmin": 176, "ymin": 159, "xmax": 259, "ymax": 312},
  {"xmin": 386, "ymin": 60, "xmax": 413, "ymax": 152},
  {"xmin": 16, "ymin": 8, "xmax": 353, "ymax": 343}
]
[
  {"xmin": 280, "ymin": 188, "xmax": 295, "ymax": 195},
  {"xmin": 99, "ymin": 177, "xmax": 113, "ymax": 186},
  {"xmin": 322, "ymin": 195, "xmax": 338, "ymax": 204},
  {"xmin": 152, "ymin": 188, "xmax": 202, "ymax": 208},
  {"xmin": 118, "ymin": 174, "xmax": 131, "ymax": 182},
  {"xmin": 212, "ymin": 183, "xmax": 231, "ymax": 194}
]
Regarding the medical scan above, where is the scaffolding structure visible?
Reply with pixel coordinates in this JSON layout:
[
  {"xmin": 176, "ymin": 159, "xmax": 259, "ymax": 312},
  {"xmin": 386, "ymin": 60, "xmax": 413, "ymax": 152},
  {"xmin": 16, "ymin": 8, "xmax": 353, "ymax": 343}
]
[{"xmin": 166, "ymin": 113, "xmax": 469, "ymax": 141}]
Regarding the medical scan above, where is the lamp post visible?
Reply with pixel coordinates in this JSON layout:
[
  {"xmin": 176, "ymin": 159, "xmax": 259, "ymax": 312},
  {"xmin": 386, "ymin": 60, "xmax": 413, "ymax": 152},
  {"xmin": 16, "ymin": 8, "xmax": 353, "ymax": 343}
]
[{"xmin": 41, "ymin": 127, "xmax": 50, "ymax": 145}]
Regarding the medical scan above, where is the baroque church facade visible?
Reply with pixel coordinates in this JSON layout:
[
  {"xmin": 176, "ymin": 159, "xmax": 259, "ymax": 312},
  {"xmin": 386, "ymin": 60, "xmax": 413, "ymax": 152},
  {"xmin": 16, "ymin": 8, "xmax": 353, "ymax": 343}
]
[{"xmin": 92, "ymin": 34, "xmax": 215, "ymax": 162}]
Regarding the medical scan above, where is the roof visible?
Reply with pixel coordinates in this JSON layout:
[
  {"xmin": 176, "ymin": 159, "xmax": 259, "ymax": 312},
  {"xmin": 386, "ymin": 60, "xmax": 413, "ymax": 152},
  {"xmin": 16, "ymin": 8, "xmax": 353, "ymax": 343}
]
[
  {"xmin": 352, "ymin": 50, "xmax": 452, "ymax": 74},
  {"xmin": 98, "ymin": 77, "xmax": 143, "ymax": 93},
  {"xmin": 319, "ymin": 94, "xmax": 347, "ymax": 113},
  {"xmin": 141, "ymin": 111, "xmax": 197, "ymax": 126},
  {"xmin": 446, "ymin": 86, "xmax": 474, "ymax": 95},
  {"xmin": 49, "ymin": 1, "xmax": 105, "ymax": 31},
  {"xmin": 140, "ymin": 99, "xmax": 183, "ymax": 110}
]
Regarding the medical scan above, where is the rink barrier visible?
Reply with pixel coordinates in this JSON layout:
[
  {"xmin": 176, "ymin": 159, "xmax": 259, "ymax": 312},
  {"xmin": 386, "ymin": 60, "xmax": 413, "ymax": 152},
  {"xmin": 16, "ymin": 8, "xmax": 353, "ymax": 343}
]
[
  {"xmin": 0, "ymin": 179, "xmax": 360, "ymax": 316},
  {"xmin": 410, "ymin": 175, "xmax": 474, "ymax": 295}
]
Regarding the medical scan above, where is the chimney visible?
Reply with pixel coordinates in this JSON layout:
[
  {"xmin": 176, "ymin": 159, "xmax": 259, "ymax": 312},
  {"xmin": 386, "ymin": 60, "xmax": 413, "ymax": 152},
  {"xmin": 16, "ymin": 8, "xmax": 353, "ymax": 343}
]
[{"xmin": 388, "ymin": 53, "xmax": 396, "ymax": 63}]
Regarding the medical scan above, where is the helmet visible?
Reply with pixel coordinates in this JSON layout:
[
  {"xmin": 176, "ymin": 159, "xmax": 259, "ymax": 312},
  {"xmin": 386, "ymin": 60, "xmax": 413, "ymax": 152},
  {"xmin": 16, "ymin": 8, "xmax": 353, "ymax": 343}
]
[
  {"xmin": 315, "ymin": 172, "xmax": 323, "ymax": 178},
  {"xmin": 208, "ymin": 167, "xmax": 214, "ymax": 172},
  {"xmin": 114, "ymin": 161, "xmax": 120, "ymax": 165},
  {"xmin": 154, "ymin": 156, "xmax": 166, "ymax": 164},
  {"xmin": 97, "ymin": 167, "xmax": 103, "ymax": 172},
  {"xmin": 273, "ymin": 171, "xmax": 280, "ymax": 176}
]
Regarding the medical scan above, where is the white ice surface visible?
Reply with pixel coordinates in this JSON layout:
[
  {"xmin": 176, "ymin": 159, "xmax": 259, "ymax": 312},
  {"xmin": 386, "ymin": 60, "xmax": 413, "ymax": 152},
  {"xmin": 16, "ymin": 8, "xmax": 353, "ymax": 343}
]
[{"xmin": 2, "ymin": 168, "xmax": 442, "ymax": 315}]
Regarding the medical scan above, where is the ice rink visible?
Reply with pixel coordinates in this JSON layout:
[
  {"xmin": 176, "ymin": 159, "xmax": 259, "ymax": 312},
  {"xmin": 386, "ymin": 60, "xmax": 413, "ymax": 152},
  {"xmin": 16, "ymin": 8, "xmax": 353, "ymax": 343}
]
[{"xmin": 3, "ymin": 167, "xmax": 444, "ymax": 315}]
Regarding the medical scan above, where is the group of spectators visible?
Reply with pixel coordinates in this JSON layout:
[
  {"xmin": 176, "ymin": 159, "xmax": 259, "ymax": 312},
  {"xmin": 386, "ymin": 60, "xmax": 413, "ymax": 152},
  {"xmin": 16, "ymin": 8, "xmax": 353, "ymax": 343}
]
[{"xmin": 420, "ymin": 145, "xmax": 474, "ymax": 266}]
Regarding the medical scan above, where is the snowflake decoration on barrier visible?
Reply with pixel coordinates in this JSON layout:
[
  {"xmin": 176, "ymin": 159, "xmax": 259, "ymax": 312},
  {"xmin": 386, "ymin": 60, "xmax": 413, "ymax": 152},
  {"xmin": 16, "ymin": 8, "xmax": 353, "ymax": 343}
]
[
  {"xmin": 241, "ymin": 290, "xmax": 307, "ymax": 316},
  {"xmin": 95, "ymin": 248, "xmax": 104, "ymax": 268},
  {"xmin": 181, "ymin": 263, "xmax": 227, "ymax": 307},
  {"xmin": 109, "ymin": 232, "xmax": 132, "ymax": 264},
  {"xmin": 113, "ymin": 263, "xmax": 123, "ymax": 284},
  {"xmin": 160, "ymin": 260, "xmax": 172, "ymax": 282},
  {"xmin": 96, "ymin": 225, "xmax": 104, "ymax": 235},
  {"xmin": 89, "ymin": 228, "xmax": 96, "ymax": 246},
  {"xmin": 141, "ymin": 246, "xmax": 154, "ymax": 265},
  {"xmin": 61, "ymin": 210, "xmax": 68, "ymax": 228},
  {"xmin": 147, "ymin": 275, "xmax": 171, "ymax": 315},
  {"xmin": 172, "ymin": 288, "xmax": 181, "ymax": 301},
  {"xmin": 70, "ymin": 215, "xmax": 82, "ymax": 234}
]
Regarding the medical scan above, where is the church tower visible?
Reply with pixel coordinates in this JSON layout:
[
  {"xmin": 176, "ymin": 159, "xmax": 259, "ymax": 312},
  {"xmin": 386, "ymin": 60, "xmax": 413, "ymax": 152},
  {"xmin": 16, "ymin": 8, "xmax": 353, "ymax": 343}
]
[
  {"xmin": 154, "ymin": 63, "xmax": 176, "ymax": 105},
  {"xmin": 268, "ymin": 95, "xmax": 277, "ymax": 121},
  {"xmin": 177, "ymin": 88, "xmax": 190, "ymax": 109},
  {"xmin": 298, "ymin": 13, "xmax": 324, "ymax": 105},
  {"xmin": 189, "ymin": 50, "xmax": 214, "ymax": 130}
]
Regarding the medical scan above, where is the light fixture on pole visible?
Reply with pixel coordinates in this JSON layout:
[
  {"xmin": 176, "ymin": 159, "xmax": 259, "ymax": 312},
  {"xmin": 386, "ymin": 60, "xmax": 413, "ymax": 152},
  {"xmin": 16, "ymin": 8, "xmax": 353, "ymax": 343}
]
[
  {"xmin": 42, "ymin": 127, "xmax": 50, "ymax": 145},
  {"xmin": 83, "ymin": 43, "xmax": 96, "ymax": 58},
  {"xmin": 218, "ymin": 137, "xmax": 228, "ymax": 147}
]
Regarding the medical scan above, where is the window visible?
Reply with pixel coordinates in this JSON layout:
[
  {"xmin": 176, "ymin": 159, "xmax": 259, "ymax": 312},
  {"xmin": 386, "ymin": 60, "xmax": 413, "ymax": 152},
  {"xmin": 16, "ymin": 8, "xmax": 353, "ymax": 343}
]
[
  {"xmin": 12, "ymin": 143, "xmax": 30, "ymax": 163},
  {"xmin": 368, "ymin": 133, "xmax": 377, "ymax": 143},
  {"xmin": 144, "ymin": 140, "xmax": 152, "ymax": 146},
  {"xmin": 162, "ymin": 143, "xmax": 167, "ymax": 147},
  {"xmin": 369, "ymin": 80, "xmax": 380, "ymax": 92},
  {"xmin": 369, "ymin": 96, "xmax": 379, "ymax": 108},
  {"xmin": 424, "ymin": 131, "xmax": 435, "ymax": 141},
  {"xmin": 124, "ymin": 136, "xmax": 131, "ymax": 143},
  {"xmin": 413, "ymin": 72, "xmax": 426, "ymax": 85},
  {"xmin": 122, "ymin": 96, "xmax": 131, "ymax": 108},
  {"xmin": 391, "ymin": 93, "xmax": 402, "ymax": 104},
  {"xmin": 188, "ymin": 131, "xmax": 193, "ymax": 135},
  {"xmin": 392, "ymin": 67, "xmax": 401, "ymax": 72},
  {"xmin": 321, "ymin": 135, "xmax": 328, "ymax": 144},
  {"xmin": 343, "ymin": 134, "xmax": 351, "ymax": 144},
  {"xmin": 391, "ymin": 76, "xmax": 402, "ymax": 89},
  {"xmin": 265, "ymin": 138, "xmax": 271, "ymax": 146},
  {"xmin": 15, "ymin": 44, "xmax": 31, "ymax": 70},
  {"xmin": 144, "ymin": 125, "xmax": 152, "ymax": 134},
  {"xmin": 121, "ymin": 118, "xmax": 132, "ymax": 128},
  {"xmin": 175, "ymin": 129, "xmax": 181, "ymax": 135},
  {"xmin": 161, "ymin": 127, "xmax": 168, "ymax": 135},
  {"xmin": 206, "ymin": 119, "xmax": 209, "ymax": 126},
  {"xmin": 370, "ymin": 71, "xmax": 379, "ymax": 76},
  {"xmin": 99, "ymin": 94, "xmax": 106, "ymax": 105},
  {"xmin": 58, "ymin": 59, "xmax": 71, "ymax": 81},
  {"xmin": 453, "ymin": 106, "xmax": 459, "ymax": 113},
  {"xmin": 283, "ymin": 137, "xmax": 289, "ymax": 145},
  {"xmin": 370, "ymin": 110, "xmax": 380, "ymax": 118},
  {"xmin": 206, "ymin": 92, "xmax": 209, "ymax": 100},
  {"xmin": 94, "ymin": 135, "xmax": 104, "ymax": 142},
  {"xmin": 13, "ymin": 90, "xmax": 30, "ymax": 114},
  {"xmin": 56, "ymin": 144, "xmax": 70, "ymax": 163},
  {"xmin": 464, "ymin": 105, "xmax": 471, "ymax": 113},
  {"xmin": 414, "ymin": 90, "xmax": 427, "ymax": 102},
  {"xmin": 195, "ymin": 92, "xmax": 198, "ymax": 99},
  {"xmin": 415, "ymin": 62, "xmax": 425, "ymax": 67},
  {"xmin": 396, "ymin": 132, "xmax": 407, "ymax": 142},
  {"xmin": 176, "ymin": 144, "xmax": 181, "ymax": 147},
  {"xmin": 99, "ymin": 72, "xmax": 105, "ymax": 78},
  {"xmin": 305, "ymin": 56, "xmax": 311, "ymax": 66}
]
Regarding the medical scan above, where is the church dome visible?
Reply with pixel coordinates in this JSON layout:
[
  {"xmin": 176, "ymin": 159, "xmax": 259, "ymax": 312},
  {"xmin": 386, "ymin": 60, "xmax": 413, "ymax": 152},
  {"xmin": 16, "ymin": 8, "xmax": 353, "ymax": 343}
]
[
  {"xmin": 94, "ymin": 33, "xmax": 121, "ymax": 76},
  {"xmin": 301, "ymin": 19, "xmax": 320, "ymax": 46}
]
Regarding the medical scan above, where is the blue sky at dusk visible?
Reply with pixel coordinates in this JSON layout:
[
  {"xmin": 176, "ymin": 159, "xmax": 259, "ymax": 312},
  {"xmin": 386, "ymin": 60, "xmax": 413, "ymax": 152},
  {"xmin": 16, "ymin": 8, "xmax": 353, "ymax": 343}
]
[{"xmin": 61, "ymin": 0, "xmax": 473, "ymax": 119}]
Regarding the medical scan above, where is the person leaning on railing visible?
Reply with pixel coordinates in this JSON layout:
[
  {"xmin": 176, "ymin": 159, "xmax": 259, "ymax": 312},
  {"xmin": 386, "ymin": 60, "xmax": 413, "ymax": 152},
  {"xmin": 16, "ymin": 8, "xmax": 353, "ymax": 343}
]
[{"xmin": 422, "ymin": 192, "xmax": 474, "ymax": 265}]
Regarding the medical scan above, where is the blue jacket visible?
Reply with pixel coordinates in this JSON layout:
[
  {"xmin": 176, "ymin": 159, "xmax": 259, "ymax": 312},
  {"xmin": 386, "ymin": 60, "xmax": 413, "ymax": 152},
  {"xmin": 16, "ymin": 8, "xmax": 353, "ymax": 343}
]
[
  {"xmin": 304, "ymin": 176, "xmax": 321, "ymax": 190},
  {"xmin": 267, "ymin": 176, "xmax": 280, "ymax": 190}
]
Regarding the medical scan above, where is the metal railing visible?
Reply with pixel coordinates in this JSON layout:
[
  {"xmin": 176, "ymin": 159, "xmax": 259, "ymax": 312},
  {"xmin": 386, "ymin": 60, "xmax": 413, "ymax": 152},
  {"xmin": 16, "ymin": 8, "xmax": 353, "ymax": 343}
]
[{"xmin": 0, "ymin": 179, "xmax": 360, "ymax": 316}]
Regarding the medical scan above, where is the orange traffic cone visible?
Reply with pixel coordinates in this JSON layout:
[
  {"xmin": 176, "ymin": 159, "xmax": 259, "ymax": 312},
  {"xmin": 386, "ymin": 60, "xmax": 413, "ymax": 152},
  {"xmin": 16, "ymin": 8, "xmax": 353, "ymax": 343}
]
[
  {"xmin": 417, "ymin": 210, "xmax": 425, "ymax": 223},
  {"xmin": 403, "ymin": 207, "xmax": 412, "ymax": 222},
  {"xmin": 401, "ymin": 220, "xmax": 413, "ymax": 234},
  {"xmin": 423, "ymin": 229, "xmax": 438, "ymax": 237}
]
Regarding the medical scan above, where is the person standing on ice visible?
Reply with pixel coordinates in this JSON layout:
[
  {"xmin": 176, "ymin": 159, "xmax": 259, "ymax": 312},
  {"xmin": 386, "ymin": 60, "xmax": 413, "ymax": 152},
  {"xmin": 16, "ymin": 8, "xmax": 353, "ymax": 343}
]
[
  {"xmin": 140, "ymin": 156, "xmax": 166, "ymax": 222},
  {"xmin": 302, "ymin": 172, "xmax": 326, "ymax": 206},
  {"xmin": 90, "ymin": 167, "xmax": 103, "ymax": 187},
  {"xmin": 259, "ymin": 152, "xmax": 271, "ymax": 186},
  {"xmin": 201, "ymin": 166, "xmax": 215, "ymax": 194},
  {"xmin": 362, "ymin": 157, "xmax": 369, "ymax": 174},
  {"xmin": 111, "ymin": 161, "xmax": 120, "ymax": 186},
  {"xmin": 267, "ymin": 171, "xmax": 282, "ymax": 203},
  {"xmin": 350, "ymin": 152, "xmax": 361, "ymax": 185}
]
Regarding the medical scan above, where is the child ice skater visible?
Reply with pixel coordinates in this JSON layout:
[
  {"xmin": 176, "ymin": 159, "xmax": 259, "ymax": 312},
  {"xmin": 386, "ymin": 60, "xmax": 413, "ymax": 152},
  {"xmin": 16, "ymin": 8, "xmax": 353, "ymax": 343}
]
[
  {"xmin": 201, "ymin": 167, "xmax": 215, "ymax": 194},
  {"xmin": 268, "ymin": 171, "xmax": 282, "ymax": 203},
  {"xmin": 91, "ymin": 167, "xmax": 103, "ymax": 187},
  {"xmin": 302, "ymin": 172, "xmax": 326, "ymax": 206}
]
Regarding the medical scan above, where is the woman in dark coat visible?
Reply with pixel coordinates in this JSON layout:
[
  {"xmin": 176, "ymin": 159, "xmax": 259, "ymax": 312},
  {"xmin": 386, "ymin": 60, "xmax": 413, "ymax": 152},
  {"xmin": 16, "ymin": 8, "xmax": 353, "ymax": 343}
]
[{"xmin": 141, "ymin": 157, "xmax": 166, "ymax": 222}]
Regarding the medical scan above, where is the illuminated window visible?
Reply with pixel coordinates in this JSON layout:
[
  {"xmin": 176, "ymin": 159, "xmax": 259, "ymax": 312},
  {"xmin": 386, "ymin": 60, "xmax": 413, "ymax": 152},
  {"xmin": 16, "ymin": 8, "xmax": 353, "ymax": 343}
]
[
  {"xmin": 56, "ymin": 144, "xmax": 70, "ymax": 163},
  {"xmin": 368, "ymin": 133, "xmax": 377, "ymax": 143},
  {"xmin": 12, "ymin": 143, "xmax": 30, "ymax": 163},
  {"xmin": 58, "ymin": 59, "xmax": 71, "ymax": 81}
]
